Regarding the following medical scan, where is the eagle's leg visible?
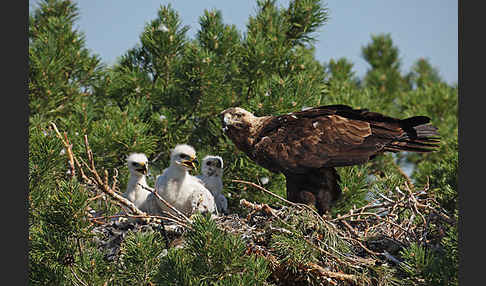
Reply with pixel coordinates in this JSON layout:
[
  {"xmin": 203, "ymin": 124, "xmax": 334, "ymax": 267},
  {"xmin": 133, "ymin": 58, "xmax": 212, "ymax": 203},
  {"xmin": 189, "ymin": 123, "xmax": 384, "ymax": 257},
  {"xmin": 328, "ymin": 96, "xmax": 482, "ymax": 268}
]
[
  {"xmin": 314, "ymin": 167, "xmax": 342, "ymax": 215},
  {"xmin": 284, "ymin": 168, "xmax": 342, "ymax": 215}
]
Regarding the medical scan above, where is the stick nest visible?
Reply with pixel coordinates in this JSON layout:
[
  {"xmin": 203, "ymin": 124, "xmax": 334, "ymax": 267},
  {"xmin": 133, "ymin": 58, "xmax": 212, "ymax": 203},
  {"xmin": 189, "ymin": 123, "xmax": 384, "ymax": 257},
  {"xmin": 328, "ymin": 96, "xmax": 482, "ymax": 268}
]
[{"xmin": 52, "ymin": 122, "xmax": 455, "ymax": 286}]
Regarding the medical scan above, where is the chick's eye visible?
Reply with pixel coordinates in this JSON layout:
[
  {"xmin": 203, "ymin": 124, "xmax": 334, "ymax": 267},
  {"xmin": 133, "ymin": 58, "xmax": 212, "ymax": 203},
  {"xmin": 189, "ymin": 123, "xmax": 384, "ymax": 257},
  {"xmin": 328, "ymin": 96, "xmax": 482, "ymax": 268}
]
[{"xmin": 206, "ymin": 161, "xmax": 212, "ymax": 166}]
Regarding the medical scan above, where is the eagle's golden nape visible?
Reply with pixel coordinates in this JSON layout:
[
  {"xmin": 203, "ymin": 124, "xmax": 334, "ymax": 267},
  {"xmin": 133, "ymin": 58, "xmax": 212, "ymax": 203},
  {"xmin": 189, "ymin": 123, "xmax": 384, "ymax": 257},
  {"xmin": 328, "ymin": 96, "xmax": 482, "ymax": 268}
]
[{"xmin": 220, "ymin": 105, "xmax": 440, "ymax": 215}]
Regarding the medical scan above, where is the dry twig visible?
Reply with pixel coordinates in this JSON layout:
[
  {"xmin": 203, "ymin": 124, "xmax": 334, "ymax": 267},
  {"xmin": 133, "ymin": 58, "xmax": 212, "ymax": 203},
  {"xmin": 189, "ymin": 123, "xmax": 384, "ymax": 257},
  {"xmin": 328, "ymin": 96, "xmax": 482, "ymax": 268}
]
[
  {"xmin": 232, "ymin": 179, "xmax": 326, "ymax": 224},
  {"xmin": 50, "ymin": 122, "xmax": 76, "ymax": 179},
  {"xmin": 137, "ymin": 183, "xmax": 191, "ymax": 223},
  {"xmin": 49, "ymin": 122, "xmax": 184, "ymax": 249}
]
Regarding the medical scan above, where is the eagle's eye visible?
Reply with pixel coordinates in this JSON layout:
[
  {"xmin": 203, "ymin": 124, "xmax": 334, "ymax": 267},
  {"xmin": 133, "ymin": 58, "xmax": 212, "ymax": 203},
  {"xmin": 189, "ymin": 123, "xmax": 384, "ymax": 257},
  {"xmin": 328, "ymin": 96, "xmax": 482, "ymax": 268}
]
[
  {"xmin": 179, "ymin": 154, "xmax": 189, "ymax": 159},
  {"xmin": 132, "ymin": 162, "xmax": 139, "ymax": 166}
]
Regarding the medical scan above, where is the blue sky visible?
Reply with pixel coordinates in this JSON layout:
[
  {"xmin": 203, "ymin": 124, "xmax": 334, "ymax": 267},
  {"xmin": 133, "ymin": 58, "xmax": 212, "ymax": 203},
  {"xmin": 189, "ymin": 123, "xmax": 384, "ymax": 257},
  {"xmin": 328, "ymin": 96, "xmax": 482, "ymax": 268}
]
[{"xmin": 31, "ymin": 0, "xmax": 458, "ymax": 84}]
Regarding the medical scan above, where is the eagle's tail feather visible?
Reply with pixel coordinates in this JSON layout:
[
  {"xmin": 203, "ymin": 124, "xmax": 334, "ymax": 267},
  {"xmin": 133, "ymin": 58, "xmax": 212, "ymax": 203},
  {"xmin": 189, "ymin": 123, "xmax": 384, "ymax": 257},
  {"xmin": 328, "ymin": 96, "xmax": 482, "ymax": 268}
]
[
  {"xmin": 413, "ymin": 123, "xmax": 440, "ymax": 139},
  {"xmin": 386, "ymin": 118, "xmax": 440, "ymax": 153}
]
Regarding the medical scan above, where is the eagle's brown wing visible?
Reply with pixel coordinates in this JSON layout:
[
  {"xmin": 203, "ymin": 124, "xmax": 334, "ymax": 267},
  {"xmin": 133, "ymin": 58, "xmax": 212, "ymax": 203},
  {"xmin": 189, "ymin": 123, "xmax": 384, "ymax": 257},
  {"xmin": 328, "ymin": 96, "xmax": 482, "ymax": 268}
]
[{"xmin": 252, "ymin": 105, "xmax": 439, "ymax": 173}]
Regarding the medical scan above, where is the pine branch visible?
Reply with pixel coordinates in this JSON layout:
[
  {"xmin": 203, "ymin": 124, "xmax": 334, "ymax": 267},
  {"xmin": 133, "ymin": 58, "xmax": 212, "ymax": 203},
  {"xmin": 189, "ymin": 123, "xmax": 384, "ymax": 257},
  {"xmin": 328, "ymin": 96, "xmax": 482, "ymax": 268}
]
[{"xmin": 70, "ymin": 267, "xmax": 89, "ymax": 286}]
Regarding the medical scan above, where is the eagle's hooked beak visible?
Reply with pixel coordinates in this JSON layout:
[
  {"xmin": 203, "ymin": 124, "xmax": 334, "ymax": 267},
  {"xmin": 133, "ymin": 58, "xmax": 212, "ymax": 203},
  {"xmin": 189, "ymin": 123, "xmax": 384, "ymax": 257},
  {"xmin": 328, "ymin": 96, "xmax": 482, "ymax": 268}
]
[
  {"xmin": 136, "ymin": 162, "xmax": 148, "ymax": 175},
  {"xmin": 223, "ymin": 113, "xmax": 232, "ymax": 125},
  {"xmin": 181, "ymin": 157, "xmax": 198, "ymax": 171},
  {"xmin": 220, "ymin": 110, "xmax": 231, "ymax": 132},
  {"xmin": 219, "ymin": 109, "xmax": 230, "ymax": 117}
]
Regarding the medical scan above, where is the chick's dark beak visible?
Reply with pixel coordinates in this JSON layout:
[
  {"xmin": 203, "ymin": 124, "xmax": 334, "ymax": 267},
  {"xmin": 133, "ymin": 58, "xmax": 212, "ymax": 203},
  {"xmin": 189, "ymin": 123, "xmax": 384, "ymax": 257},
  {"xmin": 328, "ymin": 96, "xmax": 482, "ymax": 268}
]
[{"xmin": 216, "ymin": 159, "xmax": 222, "ymax": 169}]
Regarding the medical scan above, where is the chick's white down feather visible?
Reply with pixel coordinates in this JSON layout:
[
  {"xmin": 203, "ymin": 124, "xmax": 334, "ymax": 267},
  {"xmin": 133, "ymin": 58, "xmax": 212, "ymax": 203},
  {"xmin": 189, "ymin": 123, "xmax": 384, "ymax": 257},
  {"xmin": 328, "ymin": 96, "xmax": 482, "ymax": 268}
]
[
  {"xmin": 122, "ymin": 153, "xmax": 151, "ymax": 209},
  {"xmin": 196, "ymin": 155, "xmax": 228, "ymax": 214},
  {"xmin": 153, "ymin": 144, "xmax": 217, "ymax": 217}
]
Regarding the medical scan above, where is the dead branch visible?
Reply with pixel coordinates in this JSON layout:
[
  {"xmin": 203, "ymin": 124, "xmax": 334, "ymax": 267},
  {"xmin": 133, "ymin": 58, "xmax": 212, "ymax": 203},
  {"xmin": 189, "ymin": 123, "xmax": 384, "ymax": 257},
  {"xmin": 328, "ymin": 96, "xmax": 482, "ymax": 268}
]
[
  {"xmin": 50, "ymin": 122, "xmax": 76, "ymax": 179},
  {"xmin": 232, "ymin": 179, "xmax": 297, "ymax": 206},
  {"xmin": 307, "ymin": 262, "xmax": 357, "ymax": 284},
  {"xmin": 390, "ymin": 158, "xmax": 414, "ymax": 189},
  {"xmin": 111, "ymin": 169, "xmax": 118, "ymax": 192},
  {"xmin": 88, "ymin": 213, "xmax": 190, "ymax": 229},
  {"xmin": 240, "ymin": 199, "xmax": 277, "ymax": 217},
  {"xmin": 73, "ymin": 156, "xmax": 90, "ymax": 183},
  {"xmin": 232, "ymin": 179, "xmax": 326, "ymax": 224},
  {"xmin": 137, "ymin": 183, "xmax": 191, "ymax": 223},
  {"xmin": 50, "ymin": 123, "xmax": 156, "ymax": 224},
  {"xmin": 239, "ymin": 198, "xmax": 356, "ymax": 269}
]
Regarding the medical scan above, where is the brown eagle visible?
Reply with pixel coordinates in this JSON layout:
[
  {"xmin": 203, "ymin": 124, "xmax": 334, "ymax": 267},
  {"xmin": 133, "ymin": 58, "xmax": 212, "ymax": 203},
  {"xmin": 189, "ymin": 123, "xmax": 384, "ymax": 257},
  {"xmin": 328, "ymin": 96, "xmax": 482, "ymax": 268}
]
[{"xmin": 220, "ymin": 105, "xmax": 440, "ymax": 215}]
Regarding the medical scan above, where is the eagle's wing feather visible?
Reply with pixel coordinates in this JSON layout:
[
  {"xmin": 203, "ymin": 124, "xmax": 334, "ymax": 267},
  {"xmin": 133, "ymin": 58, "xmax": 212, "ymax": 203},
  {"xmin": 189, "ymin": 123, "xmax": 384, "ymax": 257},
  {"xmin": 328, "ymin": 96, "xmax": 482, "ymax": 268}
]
[
  {"xmin": 254, "ymin": 114, "xmax": 373, "ymax": 171},
  {"xmin": 154, "ymin": 172, "xmax": 168, "ymax": 196},
  {"xmin": 253, "ymin": 106, "xmax": 438, "ymax": 172}
]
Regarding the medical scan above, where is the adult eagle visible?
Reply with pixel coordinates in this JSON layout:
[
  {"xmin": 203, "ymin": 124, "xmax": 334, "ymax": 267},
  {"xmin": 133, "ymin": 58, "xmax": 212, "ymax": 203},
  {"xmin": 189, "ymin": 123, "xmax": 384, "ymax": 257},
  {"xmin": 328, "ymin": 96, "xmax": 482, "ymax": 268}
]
[{"xmin": 220, "ymin": 105, "xmax": 440, "ymax": 215}]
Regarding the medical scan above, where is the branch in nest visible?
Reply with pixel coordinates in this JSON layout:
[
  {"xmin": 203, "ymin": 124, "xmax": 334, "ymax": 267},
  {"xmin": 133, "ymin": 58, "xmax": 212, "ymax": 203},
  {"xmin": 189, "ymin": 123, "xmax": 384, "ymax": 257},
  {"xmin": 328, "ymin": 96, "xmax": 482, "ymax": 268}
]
[
  {"xmin": 403, "ymin": 182, "xmax": 455, "ymax": 225},
  {"xmin": 232, "ymin": 179, "xmax": 296, "ymax": 206},
  {"xmin": 240, "ymin": 198, "xmax": 356, "ymax": 268},
  {"xmin": 240, "ymin": 199, "xmax": 277, "ymax": 217},
  {"xmin": 137, "ymin": 183, "xmax": 191, "ymax": 223},
  {"xmin": 254, "ymin": 248, "xmax": 356, "ymax": 285},
  {"xmin": 390, "ymin": 157, "xmax": 414, "ymax": 189},
  {"xmin": 232, "ymin": 179, "xmax": 326, "ymax": 224},
  {"xmin": 89, "ymin": 213, "xmax": 190, "ymax": 229},
  {"xmin": 307, "ymin": 262, "xmax": 357, "ymax": 284}
]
